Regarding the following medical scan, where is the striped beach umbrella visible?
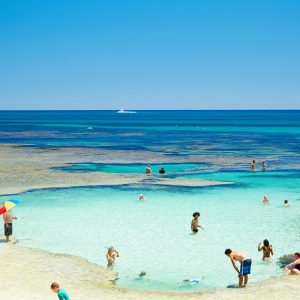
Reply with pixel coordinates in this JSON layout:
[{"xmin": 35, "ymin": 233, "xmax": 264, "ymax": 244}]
[{"xmin": 0, "ymin": 199, "xmax": 21, "ymax": 215}]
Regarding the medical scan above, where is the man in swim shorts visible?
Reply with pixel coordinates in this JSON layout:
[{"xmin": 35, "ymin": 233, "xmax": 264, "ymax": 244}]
[
  {"xmin": 3, "ymin": 208, "xmax": 17, "ymax": 242},
  {"xmin": 225, "ymin": 249, "xmax": 252, "ymax": 287}
]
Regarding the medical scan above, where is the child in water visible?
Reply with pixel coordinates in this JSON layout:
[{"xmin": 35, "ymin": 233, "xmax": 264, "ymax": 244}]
[
  {"xmin": 191, "ymin": 212, "xmax": 203, "ymax": 233},
  {"xmin": 258, "ymin": 239, "xmax": 273, "ymax": 261},
  {"xmin": 106, "ymin": 247, "xmax": 119, "ymax": 269}
]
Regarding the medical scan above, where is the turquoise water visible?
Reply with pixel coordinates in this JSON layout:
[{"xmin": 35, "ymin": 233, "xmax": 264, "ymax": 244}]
[
  {"xmin": 9, "ymin": 169, "xmax": 300, "ymax": 292},
  {"xmin": 55, "ymin": 163, "xmax": 206, "ymax": 174},
  {"xmin": 1, "ymin": 110, "xmax": 300, "ymax": 292}
]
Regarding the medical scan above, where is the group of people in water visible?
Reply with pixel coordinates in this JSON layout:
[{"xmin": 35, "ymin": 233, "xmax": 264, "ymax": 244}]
[
  {"xmin": 251, "ymin": 160, "xmax": 267, "ymax": 172},
  {"xmin": 146, "ymin": 164, "xmax": 166, "ymax": 175}
]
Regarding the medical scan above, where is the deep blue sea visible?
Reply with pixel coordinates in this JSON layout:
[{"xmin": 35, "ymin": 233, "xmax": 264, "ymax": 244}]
[{"xmin": 1, "ymin": 110, "xmax": 300, "ymax": 291}]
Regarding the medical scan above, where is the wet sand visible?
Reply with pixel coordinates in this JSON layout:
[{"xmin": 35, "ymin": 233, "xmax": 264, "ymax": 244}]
[{"xmin": 0, "ymin": 242, "xmax": 299, "ymax": 300}]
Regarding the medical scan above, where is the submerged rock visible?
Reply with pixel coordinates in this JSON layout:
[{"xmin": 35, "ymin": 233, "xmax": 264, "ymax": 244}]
[{"xmin": 277, "ymin": 254, "xmax": 294, "ymax": 268}]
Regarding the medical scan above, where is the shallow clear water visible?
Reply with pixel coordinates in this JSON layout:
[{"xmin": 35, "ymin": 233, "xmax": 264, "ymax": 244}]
[
  {"xmin": 1, "ymin": 110, "xmax": 300, "ymax": 292},
  {"xmin": 7, "ymin": 169, "xmax": 300, "ymax": 292}
]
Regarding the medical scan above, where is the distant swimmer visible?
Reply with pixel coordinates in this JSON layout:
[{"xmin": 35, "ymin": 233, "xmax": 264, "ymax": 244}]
[
  {"xmin": 159, "ymin": 167, "xmax": 166, "ymax": 175},
  {"xmin": 284, "ymin": 200, "xmax": 289, "ymax": 207},
  {"xmin": 258, "ymin": 239, "xmax": 273, "ymax": 261},
  {"xmin": 285, "ymin": 252, "xmax": 300, "ymax": 275},
  {"xmin": 262, "ymin": 196, "xmax": 269, "ymax": 205},
  {"xmin": 146, "ymin": 164, "xmax": 152, "ymax": 176},
  {"xmin": 139, "ymin": 271, "xmax": 146, "ymax": 278},
  {"xmin": 262, "ymin": 161, "xmax": 267, "ymax": 171},
  {"xmin": 250, "ymin": 160, "xmax": 256, "ymax": 172},
  {"xmin": 191, "ymin": 212, "xmax": 203, "ymax": 233},
  {"xmin": 106, "ymin": 247, "xmax": 119, "ymax": 269},
  {"xmin": 183, "ymin": 277, "xmax": 204, "ymax": 284},
  {"xmin": 139, "ymin": 194, "xmax": 145, "ymax": 201},
  {"xmin": 225, "ymin": 249, "xmax": 252, "ymax": 288},
  {"xmin": 51, "ymin": 282, "xmax": 70, "ymax": 300}
]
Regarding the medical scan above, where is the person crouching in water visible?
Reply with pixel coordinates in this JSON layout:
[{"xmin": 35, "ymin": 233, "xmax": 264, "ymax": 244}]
[
  {"xmin": 191, "ymin": 212, "xmax": 203, "ymax": 233},
  {"xmin": 285, "ymin": 252, "xmax": 300, "ymax": 275},
  {"xmin": 106, "ymin": 247, "xmax": 119, "ymax": 269},
  {"xmin": 225, "ymin": 249, "xmax": 252, "ymax": 288},
  {"xmin": 258, "ymin": 239, "xmax": 273, "ymax": 261}
]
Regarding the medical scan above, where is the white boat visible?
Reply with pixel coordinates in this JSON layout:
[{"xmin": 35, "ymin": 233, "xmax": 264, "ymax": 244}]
[{"xmin": 116, "ymin": 108, "xmax": 136, "ymax": 114}]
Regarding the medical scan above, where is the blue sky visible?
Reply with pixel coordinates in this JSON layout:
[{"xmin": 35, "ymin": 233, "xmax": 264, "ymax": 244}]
[{"xmin": 0, "ymin": 0, "xmax": 299, "ymax": 109}]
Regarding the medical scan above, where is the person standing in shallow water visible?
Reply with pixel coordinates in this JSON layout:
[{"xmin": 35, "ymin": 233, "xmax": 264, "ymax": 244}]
[
  {"xmin": 250, "ymin": 160, "xmax": 256, "ymax": 172},
  {"xmin": 146, "ymin": 164, "xmax": 152, "ymax": 176},
  {"xmin": 3, "ymin": 207, "xmax": 17, "ymax": 242},
  {"xmin": 258, "ymin": 239, "xmax": 273, "ymax": 261},
  {"xmin": 106, "ymin": 247, "xmax": 119, "ymax": 269},
  {"xmin": 191, "ymin": 212, "xmax": 203, "ymax": 233},
  {"xmin": 225, "ymin": 249, "xmax": 252, "ymax": 288},
  {"xmin": 262, "ymin": 161, "xmax": 267, "ymax": 171}
]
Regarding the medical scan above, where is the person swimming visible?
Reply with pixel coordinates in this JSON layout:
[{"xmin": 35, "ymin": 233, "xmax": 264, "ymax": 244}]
[
  {"xmin": 262, "ymin": 196, "xmax": 269, "ymax": 205},
  {"xmin": 258, "ymin": 239, "xmax": 273, "ymax": 261},
  {"xmin": 191, "ymin": 212, "xmax": 203, "ymax": 233},
  {"xmin": 159, "ymin": 167, "xmax": 166, "ymax": 174},
  {"xmin": 146, "ymin": 164, "xmax": 152, "ymax": 176},
  {"xmin": 139, "ymin": 194, "xmax": 145, "ymax": 201},
  {"xmin": 262, "ymin": 161, "xmax": 267, "ymax": 171},
  {"xmin": 284, "ymin": 200, "xmax": 289, "ymax": 207}
]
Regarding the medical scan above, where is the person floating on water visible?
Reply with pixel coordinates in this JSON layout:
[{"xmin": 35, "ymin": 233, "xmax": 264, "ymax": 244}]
[
  {"xmin": 262, "ymin": 196, "xmax": 269, "ymax": 205},
  {"xmin": 250, "ymin": 160, "xmax": 256, "ymax": 172},
  {"xmin": 284, "ymin": 200, "xmax": 289, "ymax": 207},
  {"xmin": 106, "ymin": 247, "xmax": 119, "ymax": 269},
  {"xmin": 262, "ymin": 161, "xmax": 267, "ymax": 171},
  {"xmin": 146, "ymin": 164, "xmax": 152, "ymax": 176},
  {"xmin": 3, "ymin": 205, "xmax": 17, "ymax": 242},
  {"xmin": 258, "ymin": 239, "xmax": 273, "ymax": 261},
  {"xmin": 225, "ymin": 249, "xmax": 252, "ymax": 288},
  {"xmin": 191, "ymin": 212, "xmax": 203, "ymax": 233},
  {"xmin": 159, "ymin": 167, "xmax": 166, "ymax": 174},
  {"xmin": 183, "ymin": 277, "xmax": 203, "ymax": 285},
  {"xmin": 139, "ymin": 194, "xmax": 145, "ymax": 201},
  {"xmin": 285, "ymin": 252, "xmax": 300, "ymax": 275},
  {"xmin": 51, "ymin": 282, "xmax": 70, "ymax": 300}
]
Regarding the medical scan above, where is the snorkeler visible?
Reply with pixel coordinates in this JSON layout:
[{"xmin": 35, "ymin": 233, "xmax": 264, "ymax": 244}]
[
  {"xmin": 191, "ymin": 212, "xmax": 203, "ymax": 233},
  {"xmin": 106, "ymin": 247, "xmax": 119, "ymax": 269},
  {"xmin": 258, "ymin": 239, "xmax": 273, "ymax": 261},
  {"xmin": 262, "ymin": 196, "xmax": 269, "ymax": 205}
]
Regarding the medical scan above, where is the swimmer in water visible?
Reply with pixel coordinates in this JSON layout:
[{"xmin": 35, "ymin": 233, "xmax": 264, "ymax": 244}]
[
  {"xmin": 146, "ymin": 164, "xmax": 152, "ymax": 176},
  {"xmin": 262, "ymin": 161, "xmax": 267, "ymax": 171},
  {"xmin": 191, "ymin": 212, "xmax": 203, "ymax": 233},
  {"xmin": 139, "ymin": 194, "xmax": 145, "ymax": 201},
  {"xmin": 106, "ymin": 247, "xmax": 119, "ymax": 269},
  {"xmin": 159, "ymin": 167, "xmax": 166, "ymax": 175},
  {"xmin": 262, "ymin": 196, "xmax": 269, "ymax": 205},
  {"xmin": 284, "ymin": 200, "xmax": 289, "ymax": 207},
  {"xmin": 139, "ymin": 271, "xmax": 146, "ymax": 278},
  {"xmin": 258, "ymin": 239, "xmax": 273, "ymax": 261}
]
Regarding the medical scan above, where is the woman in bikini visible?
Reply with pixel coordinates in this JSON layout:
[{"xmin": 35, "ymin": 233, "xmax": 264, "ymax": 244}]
[{"xmin": 258, "ymin": 239, "xmax": 273, "ymax": 261}]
